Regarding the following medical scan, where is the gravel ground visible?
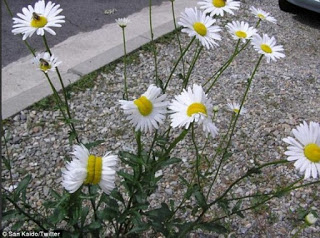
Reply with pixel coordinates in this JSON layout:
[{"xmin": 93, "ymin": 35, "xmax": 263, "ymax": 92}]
[{"xmin": 2, "ymin": 0, "xmax": 320, "ymax": 237}]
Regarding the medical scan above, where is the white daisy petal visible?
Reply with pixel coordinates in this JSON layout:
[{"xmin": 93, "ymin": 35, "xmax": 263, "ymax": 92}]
[
  {"xmin": 119, "ymin": 85, "xmax": 168, "ymax": 133},
  {"xmin": 198, "ymin": 0, "xmax": 240, "ymax": 17},
  {"xmin": 283, "ymin": 121, "xmax": 320, "ymax": 180},
  {"xmin": 12, "ymin": 0, "xmax": 65, "ymax": 39},
  {"xmin": 115, "ymin": 17, "xmax": 130, "ymax": 27},
  {"xmin": 227, "ymin": 101, "xmax": 247, "ymax": 115},
  {"xmin": 33, "ymin": 52, "xmax": 61, "ymax": 73},
  {"xmin": 62, "ymin": 145, "xmax": 118, "ymax": 194},
  {"xmin": 178, "ymin": 7, "xmax": 221, "ymax": 49},
  {"xmin": 250, "ymin": 6, "xmax": 277, "ymax": 24},
  {"xmin": 169, "ymin": 84, "xmax": 218, "ymax": 138}
]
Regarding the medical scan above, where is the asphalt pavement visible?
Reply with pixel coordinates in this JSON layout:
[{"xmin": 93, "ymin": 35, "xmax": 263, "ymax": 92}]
[{"xmin": 1, "ymin": 0, "xmax": 165, "ymax": 67}]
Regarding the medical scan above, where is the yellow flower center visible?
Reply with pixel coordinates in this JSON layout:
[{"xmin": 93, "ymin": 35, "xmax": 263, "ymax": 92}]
[
  {"xmin": 30, "ymin": 12, "xmax": 48, "ymax": 28},
  {"xmin": 187, "ymin": 103, "xmax": 207, "ymax": 117},
  {"xmin": 193, "ymin": 22, "xmax": 207, "ymax": 37},
  {"xmin": 235, "ymin": 30, "xmax": 247, "ymax": 38},
  {"xmin": 233, "ymin": 108, "xmax": 240, "ymax": 114},
  {"xmin": 134, "ymin": 96, "xmax": 153, "ymax": 116},
  {"xmin": 39, "ymin": 59, "xmax": 51, "ymax": 72},
  {"xmin": 257, "ymin": 13, "xmax": 266, "ymax": 19},
  {"xmin": 261, "ymin": 44, "xmax": 272, "ymax": 53},
  {"xmin": 213, "ymin": 0, "xmax": 226, "ymax": 8},
  {"xmin": 304, "ymin": 143, "xmax": 320, "ymax": 163},
  {"xmin": 84, "ymin": 155, "xmax": 102, "ymax": 185}
]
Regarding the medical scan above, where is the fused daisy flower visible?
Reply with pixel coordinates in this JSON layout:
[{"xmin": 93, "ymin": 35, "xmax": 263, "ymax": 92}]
[
  {"xmin": 115, "ymin": 18, "xmax": 130, "ymax": 28},
  {"xmin": 226, "ymin": 21, "xmax": 257, "ymax": 42},
  {"xmin": 34, "ymin": 52, "xmax": 61, "ymax": 73},
  {"xmin": 251, "ymin": 34, "xmax": 285, "ymax": 63},
  {"xmin": 283, "ymin": 121, "xmax": 320, "ymax": 179},
  {"xmin": 12, "ymin": 0, "xmax": 65, "ymax": 40},
  {"xmin": 169, "ymin": 84, "xmax": 218, "ymax": 138},
  {"xmin": 198, "ymin": 0, "xmax": 240, "ymax": 17},
  {"xmin": 227, "ymin": 101, "xmax": 247, "ymax": 115},
  {"xmin": 178, "ymin": 7, "xmax": 221, "ymax": 49},
  {"xmin": 250, "ymin": 6, "xmax": 277, "ymax": 24},
  {"xmin": 119, "ymin": 85, "xmax": 168, "ymax": 133},
  {"xmin": 62, "ymin": 145, "xmax": 118, "ymax": 194}
]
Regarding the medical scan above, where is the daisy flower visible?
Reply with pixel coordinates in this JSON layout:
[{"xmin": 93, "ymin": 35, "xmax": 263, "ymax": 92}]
[
  {"xmin": 283, "ymin": 121, "xmax": 320, "ymax": 179},
  {"xmin": 226, "ymin": 21, "xmax": 257, "ymax": 42},
  {"xmin": 62, "ymin": 145, "xmax": 118, "ymax": 194},
  {"xmin": 305, "ymin": 213, "xmax": 318, "ymax": 226},
  {"xmin": 198, "ymin": 0, "xmax": 240, "ymax": 17},
  {"xmin": 169, "ymin": 84, "xmax": 218, "ymax": 138},
  {"xmin": 227, "ymin": 101, "xmax": 247, "ymax": 115},
  {"xmin": 115, "ymin": 18, "xmax": 130, "ymax": 28},
  {"xmin": 251, "ymin": 34, "xmax": 285, "ymax": 63},
  {"xmin": 34, "ymin": 52, "xmax": 61, "ymax": 73},
  {"xmin": 119, "ymin": 85, "xmax": 168, "ymax": 133},
  {"xmin": 178, "ymin": 7, "xmax": 221, "ymax": 49},
  {"xmin": 250, "ymin": 6, "xmax": 277, "ymax": 24},
  {"xmin": 12, "ymin": 0, "xmax": 65, "ymax": 40}
]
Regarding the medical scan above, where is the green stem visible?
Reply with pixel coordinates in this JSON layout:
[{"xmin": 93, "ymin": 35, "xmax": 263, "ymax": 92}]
[
  {"xmin": 42, "ymin": 35, "xmax": 80, "ymax": 143},
  {"xmin": 147, "ymin": 130, "xmax": 158, "ymax": 163},
  {"xmin": 205, "ymin": 40, "xmax": 240, "ymax": 93},
  {"xmin": 149, "ymin": 0, "xmax": 162, "ymax": 89},
  {"xmin": 191, "ymin": 123, "xmax": 201, "ymax": 186},
  {"xmin": 164, "ymin": 128, "xmax": 189, "ymax": 157},
  {"xmin": 164, "ymin": 36, "xmax": 196, "ymax": 91},
  {"xmin": 183, "ymin": 44, "xmax": 203, "ymax": 89},
  {"xmin": 122, "ymin": 27, "xmax": 129, "ymax": 100},
  {"xmin": 170, "ymin": 0, "xmax": 186, "ymax": 78},
  {"xmin": 5, "ymin": 196, "xmax": 47, "ymax": 230}
]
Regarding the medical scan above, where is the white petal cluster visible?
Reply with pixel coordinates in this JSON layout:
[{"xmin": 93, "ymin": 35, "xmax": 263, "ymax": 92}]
[{"xmin": 34, "ymin": 52, "xmax": 61, "ymax": 73}]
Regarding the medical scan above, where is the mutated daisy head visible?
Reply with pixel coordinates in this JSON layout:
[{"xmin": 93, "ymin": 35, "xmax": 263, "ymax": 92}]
[
  {"xmin": 178, "ymin": 7, "xmax": 221, "ymax": 49},
  {"xmin": 227, "ymin": 101, "xmax": 247, "ymax": 115},
  {"xmin": 119, "ymin": 85, "xmax": 168, "ymax": 133},
  {"xmin": 34, "ymin": 52, "xmax": 61, "ymax": 73},
  {"xmin": 62, "ymin": 145, "xmax": 118, "ymax": 194},
  {"xmin": 12, "ymin": 0, "xmax": 65, "ymax": 40},
  {"xmin": 115, "ymin": 18, "xmax": 130, "ymax": 28},
  {"xmin": 250, "ymin": 6, "xmax": 277, "ymax": 24},
  {"xmin": 169, "ymin": 84, "xmax": 218, "ymax": 138},
  {"xmin": 251, "ymin": 34, "xmax": 285, "ymax": 63},
  {"xmin": 226, "ymin": 21, "xmax": 257, "ymax": 42},
  {"xmin": 198, "ymin": 0, "xmax": 240, "ymax": 17},
  {"xmin": 283, "ymin": 121, "xmax": 320, "ymax": 179}
]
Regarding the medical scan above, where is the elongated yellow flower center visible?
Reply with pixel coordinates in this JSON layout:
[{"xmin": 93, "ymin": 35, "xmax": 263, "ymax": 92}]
[
  {"xmin": 304, "ymin": 143, "xmax": 320, "ymax": 163},
  {"xmin": 213, "ymin": 0, "xmax": 226, "ymax": 8},
  {"xmin": 235, "ymin": 30, "xmax": 247, "ymax": 38},
  {"xmin": 31, "ymin": 13, "xmax": 48, "ymax": 28},
  {"xmin": 261, "ymin": 44, "xmax": 272, "ymax": 53},
  {"xmin": 84, "ymin": 155, "xmax": 102, "ymax": 185},
  {"xmin": 187, "ymin": 103, "xmax": 207, "ymax": 117},
  {"xmin": 257, "ymin": 13, "xmax": 266, "ymax": 19},
  {"xmin": 193, "ymin": 22, "xmax": 207, "ymax": 37},
  {"xmin": 134, "ymin": 96, "xmax": 153, "ymax": 116},
  {"xmin": 233, "ymin": 108, "xmax": 240, "ymax": 114}
]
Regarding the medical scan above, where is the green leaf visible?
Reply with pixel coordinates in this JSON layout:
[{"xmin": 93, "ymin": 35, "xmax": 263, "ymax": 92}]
[
  {"xmin": 111, "ymin": 190, "xmax": 125, "ymax": 205},
  {"xmin": 197, "ymin": 222, "xmax": 228, "ymax": 234},
  {"xmin": 49, "ymin": 207, "xmax": 67, "ymax": 224},
  {"xmin": 232, "ymin": 200, "xmax": 244, "ymax": 218},
  {"xmin": 2, "ymin": 156, "xmax": 11, "ymax": 170},
  {"xmin": 88, "ymin": 221, "xmax": 101, "ymax": 230},
  {"xmin": 14, "ymin": 175, "xmax": 32, "ymax": 201},
  {"xmin": 146, "ymin": 203, "xmax": 171, "ymax": 222},
  {"xmin": 119, "ymin": 151, "xmax": 145, "ymax": 166},
  {"xmin": 194, "ymin": 189, "xmax": 207, "ymax": 209},
  {"xmin": 158, "ymin": 157, "xmax": 182, "ymax": 169},
  {"xmin": 84, "ymin": 140, "xmax": 104, "ymax": 150},
  {"xmin": 2, "ymin": 209, "xmax": 18, "ymax": 221},
  {"xmin": 50, "ymin": 189, "xmax": 62, "ymax": 200},
  {"xmin": 81, "ymin": 207, "xmax": 89, "ymax": 228},
  {"xmin": 118, "ymin": 170, "xmax": 135, "ymax": 183},
  {"xmin": 217, "ymin": 199, "xmax": 230, "ymax": 215}
]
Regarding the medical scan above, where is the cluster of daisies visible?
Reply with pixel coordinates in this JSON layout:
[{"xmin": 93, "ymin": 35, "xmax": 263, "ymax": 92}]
[{"xmin": 178, "ymin": 1, "xmax": 285, "ymax": 63}]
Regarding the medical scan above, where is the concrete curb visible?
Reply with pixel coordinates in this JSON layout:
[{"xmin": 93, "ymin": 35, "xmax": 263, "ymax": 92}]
[{"xmin": 2, "ymin": 0, "xmax": 196, "ymax": 119}]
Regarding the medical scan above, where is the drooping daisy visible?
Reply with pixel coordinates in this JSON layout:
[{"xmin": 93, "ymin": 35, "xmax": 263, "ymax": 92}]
[
  {"xmin": 62, "ymin": 145, "xmax": 118, "ymax": 194},
  {"xmin": 34, "ymin": 52, "xmax": 61, "ymax": 73},
  {"xmin": 115, "ymin": 18, "xmax": 130, "ymax": 28},
  {"xmin": 12, "ymin": 0, "xmax": 65, "ymax": 40},
  {"xmin": 283, "ymin": 121, "xmax": 320, "ymax": 179},
  {"xmin": 251, "ymin": 34, "xmax": 285, "ymax": 63},
  {"xmin": 227, "ymin": 101, "xmax": 247, "ymax": 115},
  {"xmin": 178, "ymin": 7, "xmax": 221, "ymax": 49},
  {"xmin": 169, "ymin": 84, "xmax": 218, "ymax": 138},
  {"xmin": 226, "ymin": 21, "xmax": 257, "ymax": 42},
  {"xmin": 250, "ymin": 6, "xmax": 277, "ymax": 24},
  {"xmin": 198, "ymin": 0, "xmax": 240, "ymax": 17},
  {"xmin": 119, "ymin": 85, "xmax": 168, "ymax": 133}
]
